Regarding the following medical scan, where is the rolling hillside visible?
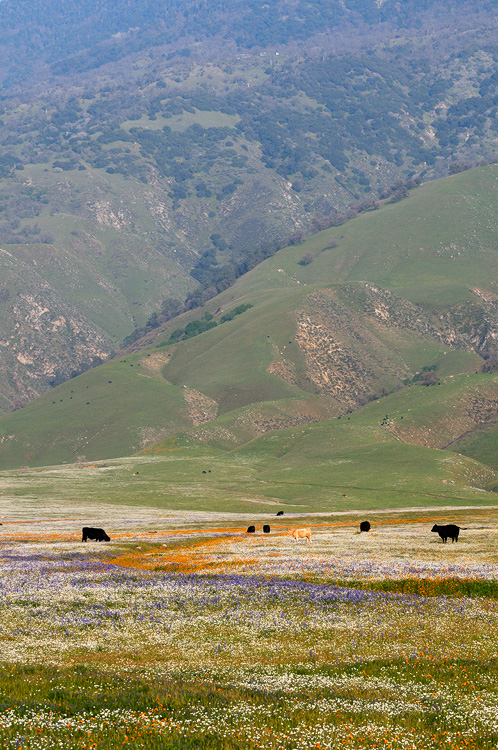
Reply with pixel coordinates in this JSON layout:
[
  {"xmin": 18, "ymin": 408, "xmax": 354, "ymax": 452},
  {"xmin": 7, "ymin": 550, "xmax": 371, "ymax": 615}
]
[
  {"xmin": 1, "ymin": 0, "xmax": 498, "ymax": 410},
  {"xmin": 1, "ymin": 374, "xmax": 497, "ymax": 513},
  {"xmin": 1, "ymin": 166, "xmax": 498, "ymax": 514}
]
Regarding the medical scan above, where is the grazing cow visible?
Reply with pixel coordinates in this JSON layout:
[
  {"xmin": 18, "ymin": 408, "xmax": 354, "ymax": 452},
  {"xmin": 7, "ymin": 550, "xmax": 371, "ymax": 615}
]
[
  {"xmin": 276, "ymin": 510, "xmax": 284, "ymax": 516},
  {"xmin": 246, "ymin": 525, "xmax": 255, "ymax": 534},
  {"xmin": 289, "ymin": 527, "xmax": 312, "ymax": 543},
  {"xmin": 431, "ymin": 524, "xmax": 460, "ymax": 543},
  {"xmin": 360, "ymin": 521, "xmax": 371, "ymax": 532},
  {"xmin": 263, "ymin": 524, "xmax": 270, "ymax": 534},
  {"xmin": 82, "ymin": 527, "xmax": 110, "ymax": 542}
]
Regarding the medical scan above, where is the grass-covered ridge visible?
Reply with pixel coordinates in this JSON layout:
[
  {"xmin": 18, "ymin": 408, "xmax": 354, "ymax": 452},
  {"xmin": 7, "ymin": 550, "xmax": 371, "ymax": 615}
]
[{"xmin": 2, "ymin": 167, "xmax": 498, "ymax": 488}]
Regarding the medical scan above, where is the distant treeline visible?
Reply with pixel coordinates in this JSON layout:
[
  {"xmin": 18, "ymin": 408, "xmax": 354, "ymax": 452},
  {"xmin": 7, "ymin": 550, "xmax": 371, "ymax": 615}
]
[
  {"xmin": 122, "ymin": 256, "xmax": 257, "ymax": 345},
  {"xmin": 0, "ymin": 0, "xmax": 434, "ymax": 81}
]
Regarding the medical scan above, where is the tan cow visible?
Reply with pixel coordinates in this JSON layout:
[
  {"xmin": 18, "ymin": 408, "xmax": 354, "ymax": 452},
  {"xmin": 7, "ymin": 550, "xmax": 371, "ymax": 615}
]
[{"xmin": 289, "ymin": 527, "xmax": 312, "ymax": 543}]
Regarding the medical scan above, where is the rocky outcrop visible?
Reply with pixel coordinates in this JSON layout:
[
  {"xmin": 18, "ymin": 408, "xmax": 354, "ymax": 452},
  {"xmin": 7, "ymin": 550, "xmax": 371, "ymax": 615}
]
[
  {"xmin": 0, "ymin": 285, "xmax": 110, "ymax": 412},
  {"xmin": 295, "ymin": 284, "xmax": 468, "ymax": 406}
]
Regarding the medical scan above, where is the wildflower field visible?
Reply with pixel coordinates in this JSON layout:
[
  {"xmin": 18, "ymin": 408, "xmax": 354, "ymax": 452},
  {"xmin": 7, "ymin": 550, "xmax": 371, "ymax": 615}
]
[{"xmin": 1, "ymin": 504, "xmax": 498, "ymax": 750}]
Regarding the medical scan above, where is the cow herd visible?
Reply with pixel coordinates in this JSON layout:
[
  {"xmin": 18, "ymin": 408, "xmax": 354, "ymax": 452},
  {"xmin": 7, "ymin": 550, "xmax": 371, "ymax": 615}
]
[
  {"xmin": 244, "ymin": 520, "xmax": 464, "ymax": 544},
  {"xmin": 79, "ymin": 521, "xmax": 463, "ymax": 544},
  {"xmin": 246, "ymin": 525, "xmax": 271, "ymax": 534}
]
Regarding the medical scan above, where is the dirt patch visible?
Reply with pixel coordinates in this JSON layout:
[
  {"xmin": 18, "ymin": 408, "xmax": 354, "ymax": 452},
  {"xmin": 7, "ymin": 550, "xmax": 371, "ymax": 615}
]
[
  {"xmin": 91, "ymin": 201, "xmax": 131, "ymax": 229},
  {"xmin": 267, "ymin": 358, "xmax": 298, "ymax": 386},
  {"xmin": 251, "ymin": 413, "xmax": 319, "ymax": 434},
  {"xmin": 467, "ymin": 395, "xmax": 498, "ymax": 424},
  {"xmin": 142, "ymin": 351, "xmax": 172, "ymax": 373},
  {"xmin": 184, "ymin": 387, "xmax": 218, "ymax": 425},
  {"xmin": 138, "ymin": 426, "xmax": 172, "ymax": 450}
]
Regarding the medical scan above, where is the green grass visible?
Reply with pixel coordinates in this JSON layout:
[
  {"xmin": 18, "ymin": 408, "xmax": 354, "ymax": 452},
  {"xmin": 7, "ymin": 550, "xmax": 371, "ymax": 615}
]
[
  {"xmin": 230, "ymin": 421, "xmax": 495, "ymax": 506},
  {"xmin": 1, "ymin": 656, "xmax": 497, "ymax": 748},
  {"xmin": 0, "ymin": 352, "xmax": 192, "ymax": 468},
  {"xmin": 451, "ymin": 421, "xmax": 498, "ymax": 472},
  {"xmin": 0, "ymin": 276, "xmax": 470, "ymax": 469},
  {"xmin": 162, "ymin": 291, "xmax": 306, "ymax": 412},
  {"xmin": 2, "ymin": 371, "xmax": 498, "ymax": 508},
  {"xmin": 0, "ymin": 423, "xmax": 495, "ymax": 515},
  {"xmin": 289, "ymin": 166, "xmax": 498, "ymax": 305},
  {"xmin": 0, "ymin": 663, "xmax": 258, "ymax": 749},
  {"xmin": 341, "ymin": 578, "xmax": 498, "ymax": 598},
  {"xmin": 140, "ymin": 372, "xmax": 498, "ymax": 509}
]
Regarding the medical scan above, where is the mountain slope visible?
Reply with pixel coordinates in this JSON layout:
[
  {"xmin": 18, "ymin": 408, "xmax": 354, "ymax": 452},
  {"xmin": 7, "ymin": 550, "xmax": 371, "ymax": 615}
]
[
  {"xmin": 1, "ymin": 167, "xmax": 498, "ymax": 479},
  {"xmin": 1, "ymin": 1, "xmax": 498, "ymax": 409}
]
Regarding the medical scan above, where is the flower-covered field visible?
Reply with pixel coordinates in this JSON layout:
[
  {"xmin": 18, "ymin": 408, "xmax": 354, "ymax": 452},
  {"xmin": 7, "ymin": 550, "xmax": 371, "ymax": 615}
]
[{"xmin": 1, "ymin": 507, "xmax": 498, "ymax": 749}]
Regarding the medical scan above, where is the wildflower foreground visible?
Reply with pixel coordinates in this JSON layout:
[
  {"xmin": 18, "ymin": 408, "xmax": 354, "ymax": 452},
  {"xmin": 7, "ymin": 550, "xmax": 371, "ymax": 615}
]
[{"xmin": 1, "ymin": 511, "xmax": 498, "ymax": 749}]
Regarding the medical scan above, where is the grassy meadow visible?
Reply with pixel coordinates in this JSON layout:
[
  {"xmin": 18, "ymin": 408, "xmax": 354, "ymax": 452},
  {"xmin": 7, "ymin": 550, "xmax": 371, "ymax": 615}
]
[
  {"xmin": 1, "ymin": 502, "xmax": 498, "ymax": 749},
  {"xmin": 0, "ymin": 425, "xmax": 497, "ymax": 516}
]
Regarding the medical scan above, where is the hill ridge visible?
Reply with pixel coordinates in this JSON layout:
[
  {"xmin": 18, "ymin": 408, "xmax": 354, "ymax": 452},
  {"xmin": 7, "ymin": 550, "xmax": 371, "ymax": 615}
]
[{"xmin": 1, "ymin": 166, "xmax": 498, "ymax": 507}]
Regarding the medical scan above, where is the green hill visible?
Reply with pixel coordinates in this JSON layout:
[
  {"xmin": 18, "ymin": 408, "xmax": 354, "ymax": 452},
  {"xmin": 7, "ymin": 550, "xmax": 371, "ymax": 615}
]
[
  {"xmin": 294, "ymin": 167, "xmax": 498, "ymax": 306},
  {"xmin": 1, "ymin": 0, "xmax": 498, "ymax": 412},
  {"xmin": 144, "ymin": 371, "xmax": 498, "ymax": 456},
  {"xmin": 1, "ymin": 377, "xmax": 497, "ymax": 513},
  {"xmin": 2, "ymin": 166, "xmax": 498, "ymax": 509},
  {"xmin": 0, "ymin": 351, "xmax": 195, "ymax": 469},
  {"xmin": 449, "ymin": 422, "xmax": 498, "ymax": 473},
  {"xmin": 138, "ymin": 371, "xmax": 498, "ymax": 509}
]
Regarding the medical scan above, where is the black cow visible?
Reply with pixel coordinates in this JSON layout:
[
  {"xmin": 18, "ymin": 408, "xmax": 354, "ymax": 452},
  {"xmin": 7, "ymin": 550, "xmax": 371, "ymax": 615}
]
[
  {"xmin": 360, "ymin": 521, "xmax": 371, "ymax": 532},
  {"xmin": 82, "ymin": 527, "xmax": 110, "ymax": 542},
  {"xmin": 263, "ymin": 524, "xmax": 270, "ymax": 534},
  {"xmin": 246, "ymin": 525, "xmax": 255, "ymax": 534},
  {"xmin": 276, "ymin": 511, "xmax": 284, "ymax": 516},
  {"xmin": 431, "ymin": 524, "xmax": 460, "ymax": 543}
]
